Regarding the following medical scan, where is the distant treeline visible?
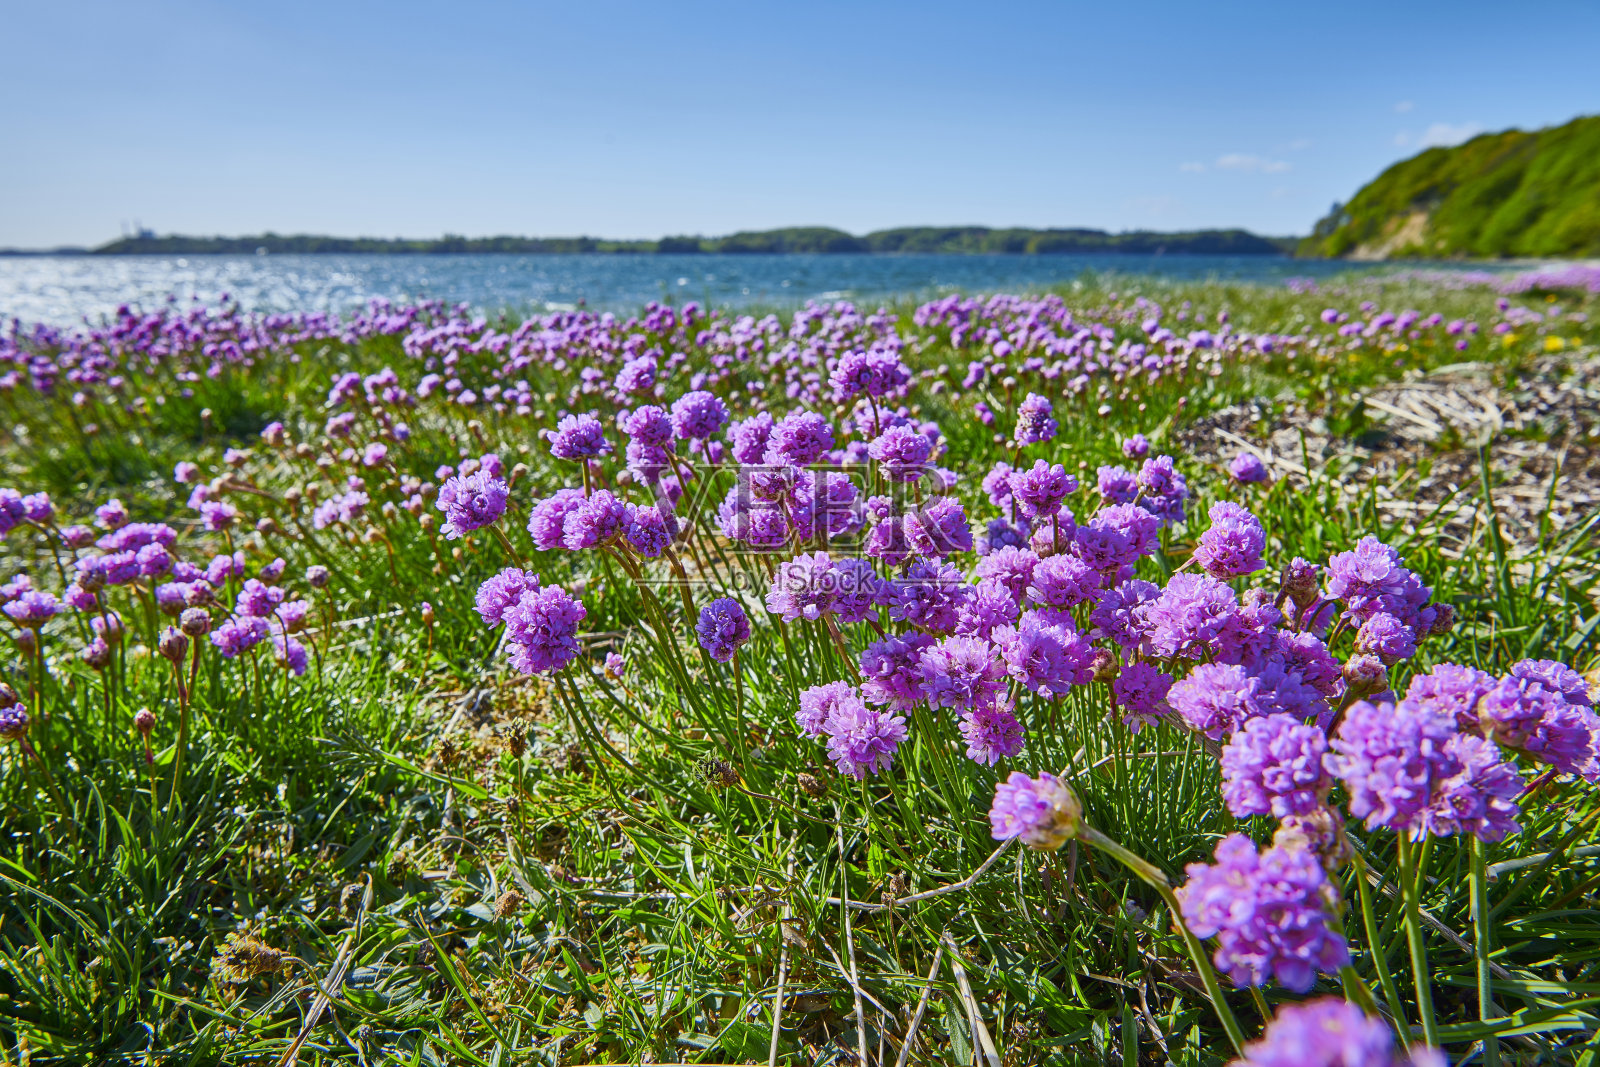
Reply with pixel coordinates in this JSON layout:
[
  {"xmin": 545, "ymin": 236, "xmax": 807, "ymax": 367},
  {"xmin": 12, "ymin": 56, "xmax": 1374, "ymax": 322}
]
[{"xmin": 81, "ymin": 226, "xmax": 1298, "ymax": 256}]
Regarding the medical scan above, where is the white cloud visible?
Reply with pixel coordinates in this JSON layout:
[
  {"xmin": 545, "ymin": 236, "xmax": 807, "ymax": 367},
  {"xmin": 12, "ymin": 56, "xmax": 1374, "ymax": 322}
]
[
  {"xmin": 1286, "ymin": 138, "xmax": 1313, "ymax": 151},
  {"xmin": 1419, "ymin": 121, "xmax": 1483, "ymax": 147},
  {"xmin": 1178, "ymin": 161, "xmax": 1207, "ymax": 173},
  {"xmin": 1395, "ymin": 100, "xmax": 1415, "ymax": 113},
  {"xmin": 1215, "ymin": 153, "xmax": 1292, "ymax": 174}
]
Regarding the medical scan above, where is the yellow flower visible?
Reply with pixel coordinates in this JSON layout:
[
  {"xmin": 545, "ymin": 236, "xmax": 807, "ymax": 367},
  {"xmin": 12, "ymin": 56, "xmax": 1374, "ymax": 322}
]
[{"xmin": 1545, "ymin": 336, "xmax": 1565, "ymax": 352}]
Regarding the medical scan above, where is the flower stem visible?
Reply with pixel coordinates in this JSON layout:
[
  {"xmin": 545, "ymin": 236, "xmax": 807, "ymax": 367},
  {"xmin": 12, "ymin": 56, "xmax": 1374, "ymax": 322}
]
[
  {"xmin": 1351, "ymin": 851, "xmax": 1408, "ymax": 1031},
  {"xmin": 1396, "ymin": 836, "xmax": 1440, "ymax": 1047},
  {"xmin": 1471, "ymin": 837, "xmax": 1501, "ymax": 1066},
  {"xmin": 1080, "ymin": 826, "xmax": 1247, "ymax": 1057}
]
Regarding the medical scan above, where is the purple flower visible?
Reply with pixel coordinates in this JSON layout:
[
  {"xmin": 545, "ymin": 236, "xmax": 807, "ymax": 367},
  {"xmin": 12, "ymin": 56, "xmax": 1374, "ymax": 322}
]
[
  {"xmin": 210, "ymin": 616, "xmax": 270, "ymax": 658},
  {"xmin": 1009, "ymin": 460, "xmax": 1077, "ymax": 520},
  {"xmin": 992, "ymin": 611, "xmax": 1095, "ymax": 697},
  {"xmin": 883, "ymin": 559, "xmax": 967, "ymax": 633},
  {"xmin": 1177, "ymin": 834, "xmax": 1349, "ymax": 993},
  {"xmin": 821, "ymin": 690, "xmax": 907, "ymax": 779},
  {"xmin": 235, "ymin": 578, "xmax": 284, "ymax": 618},
  {"xmin": 973, "ymin": 546, "xmax": 1038, "ymax": 604},
  {"xmin": 0, "ymin": 703, "xmax": 28, "ymax": 742},
  {"xmin": 1169, "ymin": 662, "xmax": 1276, "ymax": 740},
  {"xmin": 1193, "ymin": 502, "xmax": 1266, "ymax": 579},
  {"xmin": 476, "ymin": 568, "xmax": 540, "ymax": 627},
  {"xmin": 21, "ymin": 493, "xmax": 52, "ymax": 524},
  {"xmin": 828, "ymin": 558, "xmax": 884, "ymax": 624},
  {"xmin": 696, "ymin": 597, "xmax": 751, "ymax": 662},
  {"xmin": 726, "ymin": 413, "xmax": 775, "ymax": 464},
  {"xmin": 1113, "ymin": 662, "xmax": 1173, "ymax": 732},
  {"xmin": 1013, "ymin": 392, "xmax": 1058, "ymax": 445},
  {"xmin": 1145, "ymin": 573, "xmax": 1240, "ymax": 661},
  {"xmin": 618, "ymin": 405, "xmax": 673, "ymax": 447},
  {"xmin": 274, "ymin": 635, "xmax": 309, "ymax": 676},
  {"xmin": 3, "ymin": 590, "xmax": 58, "ymax": 628},
  {"xmin": 1510, "ymin": 658, "xmax": 1592, "ymax": 706},
  {"xmin": 1090, "ymin": 578, "xmax": 1161, "ymax": 648},
  {"xmin": 548, "ymin": 413, "xmax": 611, "ymax": 459},
  {"xmin": 436, "ymin": 471, "xmax": 509, "ymax": 539},
  {"xmin": 1097, "ymin": 464, "xmax": 1140, "ymax": 505},
  {"xmin": 830, "ymin": 348, "xmax": 910, "ymax": 400},
  {"xmin": 1476, "ymin": 676, "xmax": 1600, "ymax": 778},
  {"xmin": 868, "ymin": 425, "xmax": 933, "ymax": 482},
  {"xmin": 983, "ymin": 462, "xmax": 1015, "ymax": 511},
  {"xmin": 614, "ymin": 354, "xmax": 656, "ymax": 394},
  {"xmin": 988, "ymin": 771, "xmax": 1082, "ymax": 850},
  {"xmin": 1026, "ymin": 553, "xmax": 1102, "ymax": 610},
  {"xmin": 765, "ymin": 551, "xmax": 842, "ymax": 622},
  {"xmin": 960, "ymin": 697, "xmax": 1026, "ymax": 765},
  {"xmin": 1354, "ymin": 612, "xmax": 1417, "ymax": 665},
  {"xmin": 527, "ymin": 488, "xmax": 587, "ymax": 551},
  {"xmin": 1327, "ymin": 700, "xmax": 1459, "ymax": 835},
  {"xmin": 797, "ymin": 680, "xmax": 857, "ymax": 736},
  {"xmin": 670, "ymin": 390, "xmax": 729, "ymax": 439},
  {"xmin": 1123, "ymin": 434, "xmax": 1150, "ymax": 459},
  {"xmin": 1402, "ymin": 663, "xmax": 1497, "ymax": 729},
  {"xmin": 904, "ymin": 497, "xmax": 973, "ymax": 558},
  {"xmin": 766, "ymin": 410, "xmax": 835, "ymax": 467},
  {"xmin": 1221, "ymin": 713, "xmax": 1333, "ymax": 818},
  {"xmin": 504, "ymin": 584, "xmax": 587, "ymax": 674},
  {"xmin": 95, "ymin": 498, "xmax": 130, "ymax": 530},
  {"xmin": 955, "ymin": 578, "xmax": 1020, "ymax": 639},
  {"xmin": 562, "ymin": 489, "xmax": 629, "ymax": 550},
  {"xmin": 603, "ymin": 651, "xmax": 625, "ymax": 679},
  {"xmin": 919, "ymin": 635, "xmax": 1006, "ymax": 711},
  {"xmin": 134, "ymin": 543, "xmax": 172, "ymax": 577},
  {"xmin": 1420, "ymin": 733, "xmax": 1523, "ymax": 841},
  {"xmin": 976, "ymin": 516, "xmax": 1031, "ymax": 556},
  {"xmin": 625, "ymin": 505, "xmax": 672, "ymax": 558},
  {"xmin": 1137, "ymin": 455, "xmax": 1187, "ymax": 525},
  {"xmin": 1082, "ymin": 504, "xmax": 1159, "ymax": 565},
  {"xmin": 1272, "ymin": 631, "xmax": 1344, "ymax": 699},
  {"xmin": 859, "ymin": 631, "xmax": 935, "ymax": 710},
  {"xmin": 1229, "ymin": 452, "xmax": 1269, "ymax": 484},
  {"xmin": 1323, "ymin": 536, "xmax": 1436, "ymax": 632},
  {"xmin": 200, "ymin": 501, "xmax": 239, "ymax": 532},
  {"xmin": 1236, "ymin": 997, "xmax": 1445, "ymax": 1067}
]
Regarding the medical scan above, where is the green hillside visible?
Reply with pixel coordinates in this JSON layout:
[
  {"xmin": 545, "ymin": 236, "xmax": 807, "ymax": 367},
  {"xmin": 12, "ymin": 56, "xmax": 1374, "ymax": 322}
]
[{"xmin": 1300, "ymin": 114, "xmax": 1600, "ymax": 259}]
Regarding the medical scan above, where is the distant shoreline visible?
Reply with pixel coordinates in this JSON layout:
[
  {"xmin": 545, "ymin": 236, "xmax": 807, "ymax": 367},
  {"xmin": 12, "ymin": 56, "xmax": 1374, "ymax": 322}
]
[{"xmin": 1, "ymin": 226, "xmax": 1301, "ymax": 257}]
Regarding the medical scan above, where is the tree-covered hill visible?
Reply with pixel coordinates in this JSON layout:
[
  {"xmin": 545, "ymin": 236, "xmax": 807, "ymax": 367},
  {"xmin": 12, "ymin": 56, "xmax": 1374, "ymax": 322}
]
[
  {"xmin": 1300, "ymin": 114, "xmax": 1600, "ymax": 259},
  {"xmin": 83, "ymin": 226, "xmax": 1297, "ymax": 256}
]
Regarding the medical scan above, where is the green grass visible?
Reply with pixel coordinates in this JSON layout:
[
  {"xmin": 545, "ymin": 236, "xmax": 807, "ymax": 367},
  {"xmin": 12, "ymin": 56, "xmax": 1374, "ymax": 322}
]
[{"xmin": 0, "ymin": 274, "xmax": 1597, "ymax": 1065}]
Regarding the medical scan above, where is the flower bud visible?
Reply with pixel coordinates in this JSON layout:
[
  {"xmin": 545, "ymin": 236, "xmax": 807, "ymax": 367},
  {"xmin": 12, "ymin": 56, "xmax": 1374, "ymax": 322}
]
[
  {"xmin": 796, "ymin": 772, "xmax": 828, "ymax": 799},
  {"xmin": 0, "ymin": 702, "xmax": 29, "ymax": 742},
  {"xmin": 179, "ymin": 608, "xmax": 212, "ymax": 638},
  {"xmin": 133, "ymin": 707, "xmax": 156, "ymax": 736},
  {"xmin": 1277, "ymin": 557, "xmax": 1320, "ymax": 610},
  {"xmin": 1429, "ymin": 602, "xmax": 1456, "ymax": 638},
  {"xmin": 991, "ymin": 772, "xmax": 1082, "ymax": 852},
  {"xmin": 0, "ymin": 683, "xmax": 17, "ymax": 706},
  {"xmin": 1273, "ymin": 807, "xmax": 1352, "ymax": 875},
  {"xmin": 419, "ymin": 602, "xmax": 435, "ymax": 625},
  {"xmin": 1090, "ymin": 648, "xmax": 1120, "ymax": 684},
  {"xmin": 305, "ymin": 565, "xmax": 330, "ymax": 589},
  {"xmin": 158, "ymin": 626, "xmax": 189, "ymax": 664},
  {"xmin": 81, "ymin": 638, "xmax": 112, "ymax": 671},
  {"xmin": 1341, "ymin": 654, "xmax": 1388, "ymax": 700}
]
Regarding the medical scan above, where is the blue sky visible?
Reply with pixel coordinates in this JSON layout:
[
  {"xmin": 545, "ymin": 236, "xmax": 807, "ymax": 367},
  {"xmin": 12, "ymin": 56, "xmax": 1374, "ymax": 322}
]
[{"xmin": 3, "ymin": 0, "xmax": 1597, "ymax": 246}]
